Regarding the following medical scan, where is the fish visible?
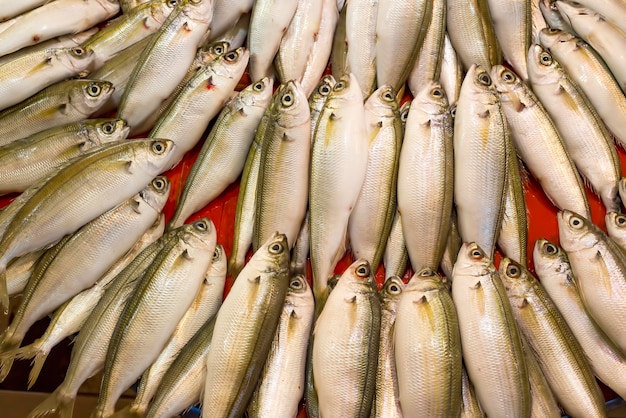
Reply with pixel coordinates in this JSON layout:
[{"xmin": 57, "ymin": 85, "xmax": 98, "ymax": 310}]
[
  {"xmin": 202, "ymin": 233, "xmax": 290, "ymax": 417},
  {"xmin": 211, "ymin": 11, "xmax": 250, "ymax": 50},
  {"xmin": 308, "ymin": 74, "xmax": 336, "ymax": 141},
  {"xmin": 439, "ymin": 34, "xmax": 463, "ymax": 107},
  {"xmin": 460, "ymin": 367, "xmax": 484, "ymax": 418},
  {"xmin": 383, "ymin": 211, "xmax": 408, "ymax": 279},
  {"xmin": 440, "ymin": 208, "xmax": 462, "ymax": 280},
  {"xmin": 569, "ymin": 0, "xmax": 626, "ymax": 34},
  {"xmin": 312, "ymin": 259, "xmax": 381, "ymax": 418},
  {"xmin": 330, "ymin": 2, "xmax": 349, "ymax": 80},
  {"xmin": 606, "ymin": 212, "xmax": 626, "ymax": 252},
  {"xmin": 6, "ymin": 250, "xmax": 45, "ymax": 298},
  {"xmin": 486, "ymin": 0, "xmax": 531, "ymax": 80},
  {"xmin": 539, "ymin": 0, "xmax": 572, "ymax": 33},
  {"xmin": 451, "ymin": 242, "xmax": 530, "ymax": 418},
  {"xmin": 530, "ymin": 0, "xmax": 547, "ymax": 40},
  {"xmin": 290, "ymin": 215, "xmax": 310, "ymax": 275},
  {"xmin": 521, "ymin": 336, "xmax": 561, "ymax": 418},
  {"xmin": 0, "ymin": 0, "xmax": 51, "ymax": 22},
  {"xmin": 344, "ymin": 0, "xmax": 379, "ymax": 98},
  {"xmin": 207, "ymin": 0, "xmax": 254, "ymax": 41}
]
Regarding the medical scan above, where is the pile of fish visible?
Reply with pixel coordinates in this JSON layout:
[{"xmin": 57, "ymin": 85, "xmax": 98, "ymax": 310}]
[{"xmin": 1, "ymin": 0, "xmax": 626, "ymax": 416}]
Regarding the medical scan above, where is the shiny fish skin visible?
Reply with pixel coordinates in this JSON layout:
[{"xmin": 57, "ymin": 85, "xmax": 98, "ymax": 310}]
[
  {"xmin": 345, "ymin": 0, "xmax": 379, "ymax": 98},
  {"xmin": 290, "ymin": 215, "xmax": 310, "ymax": 275},
  {"xmin": 93, "ymin": 219, "xmax": 216, "ymax": 418},
  {"xmin": 330, "ymin": 2, "xmax": 349, "ymax": 80},
  {"xmin": 212, "ymin": 11, "xmax": 250, "ymax": 49},
  {"xmin": 557, "ymin": 210, "xmax": 626, "ymax": 356},
  {"xmin": 538, "ymin": 28, "xmax": 626, "ymax": 150},
  {"xmin": 383, "ymin": 211, "xmax": 408, "ymax": 279},
  {"xmin": 0, "ymin": 139, "xmax": 175, "ymax": 313},
  {"xmin": 348, "ymin": 85, "xmax": 401, "ymax": 272},
  {"xmin": 202, "ymin": 233, "xmax": 289, "ymax": 418},
  {"xmin": 373, "ymin": 276, "xmax": 403, "ymax": 418},
  {"xmin": 492, "ymin": 65, "xmax": 590, "ymax": 219},
  {"xmin": 487, "ymin": 0, "xmax": 531, "ymax": 80},
  {"xmin": 535, "ymin": 238, "xmax": 626, "ymax": 402},
  {"xmin": 395, "ymin": 268, "xmax": 462, "ymax": 417},
  {"xmin": 531, "ymin": 0, "xmax": 547, "ymax": 40},
  {"xmin": 606, "ymin": 212, "xmax": 626, "ymax": 251},
  {"xmin": 499, "ymin": 258, "xmax": 606, "ymax": 418},
  {"xmin": 0, "ymin": 0, "xmax": 50, "ymax": 22},
  {"xmin": 539, "ymin": 0, "xmax": 572, "ymax": 33},
  {"xmin": 454, "ymin": 65, "xmax": 507, "ymax": 259},
  {"xmin": 207, "ymin": 0, "xmax": 254, "ymax": 41},
  {"xmin": 527, "ymin": 44, "xmax": 621, "ymax": 212},
  {"xmin": 312, "ymin": 259, "xmax": 380, "ymax": 418},
  {"xmin": 439, "ymin": 34, "xmax": 463, "ymax": 107},
  {"xmin": 452, "ymin": 243, "xmax": 530, "ymax": 418},
  {"xmin": 6, "ymin": 251, "xmax": 44, "ymax": 298},
  {"xmin": 247, "ymin": 275, "xmax": 314, "ymax": 418},
  {"xmin": 117, "ymin": 0, "xmax": 214, "ymax": 131},
  {"xmin": 460, "ymin": 367, "xmax": 484, "ymax": 418},
  {"xmin": 521, "ymin": 337, "xmax": 561, "ymax": 418},
  {"xmin": 0, "ymin": 182, "xmax": 46, "ymax": 241},
  {"xmin": 0, "ymin": 0, "xmax": 119, "ymax": 57},
  {"xmin": 0, "ymin": 79, "xmax": 115, "ymax": 146},
  {"xmin": 399, "ymin": 81, "xmax": 453, "ymax": 272},
  {"xmin": 0, "ymin": 119, "xmax": 129, "ymax": 195},
  {"xmin": 570, "ymin": 0, "xmax": 626, "ymax": 34},
  {"xmin": 308, "ymin": 74, "xmax": 336, "ymax": 141},
  {"xmin": 168, "ymin": 78, "xmax": 273, "ymax": 229},
  {"xmin": 440, "ymin": 208, "xmax": 462, "ymax": 279},
  {"xmin": 0, "ymin": 46, "xmax": 94, "ymax": 112}
]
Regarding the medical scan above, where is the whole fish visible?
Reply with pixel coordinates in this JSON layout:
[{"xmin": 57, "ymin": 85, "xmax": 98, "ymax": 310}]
[
  {"xmin": 26, "ymin": 226, "xmax": 184, "ymax": 418},
  {"xmin": 128, "ymin": 243, "xmax": 226, "ymax": 417},
  {"xmin": 149, "ymin": 47, "xmax": 250, "ymax": 166},
  {"xmin": 117, "ymin": 0, "xmax": 214, "ymax": 130},
  {"xmin": 527, "ymin": 43, "xmax": 621, "ymax": 212},
  {"xmin": 535, "ymin": 238, "xmax": 626, "ymax": 401},
  {"xmin": 0, "ymin": 79, "xmax": 115, "ymax": 146},
  {"xmin": 348, "ymin": 85, "xmax": 401, "ymax": 272},
  {"xmin": 606, "ymin": 212, "xmax": 626, "ymax": 251},
  {"xmin": 557, "ymin": 210, "xmax": 626, "ymax": 356},
  {"xmin": 253, "ymin": 81, "xmax": 310, "ymax": 251},
  {"xmin": 373, "ymin": 276, "xmax": 403, "ymax": 418},
  {"xmin": 557, "ymin": 0, "xmax": 626, "ymax": 92},
  {"xmin": 439, "ymin": 34, "xmax": 463, "ymax": 107},
  {"xmin": 93, "ymin": 218, "xmax": 216, "ymax": 418},
  {"xmin": 207, "ymin": 0, "xmax": 254, "ymax": 40},
  {"xmin": 0, "ymin": 139, "xmax": 175, "ymax": 312},
  {"xmin": 538, "ymin": 28, "xmax": 626, "ymax": 149},
  {"xmin": 0, "ymin": 46, "xmax": 94, "ymax": 112},
  {"xmin": 451, "ymin": 243, "xmax": 530, "ymax": 418},
  {"xmin": 309, "ymin": 73, "xmax": 369, "ymax": 301},
  {"xmin": 0, "ymin": 0, "xmax": 51, "ymax": 22},
  {"xmin": 0, "ymin": 119, "xmax": 129, "ymax": 195},
  {"xmin": 202, "ymin": 233, "xmax": 290, "ymax": 417},
  {"xmin": 454, "ymin": 64, "xmax": 508, "ymax": 259},
  {"xmin": 168, "ymin": 78, "xmax": 273, "ymax": 229},
  {"xmin": 0, "ymin": 0, "xmax": 119, "ymax": 57},
  {"xmin": 312, "ymin": 259, "xmax": 381, "ymax": 418},
  {"xmin": 344, "ymin": 0, "xmax": 379, "ymax": 98},
  {"xmin": 399, "ymin": 81, "xmax": 453, "ymax": 272},
  {"xmin": 395, "ymin": 268, "xmax": 462, "ymax": 417},
  {"xmin": 247, "ymin": 274, "xmax": 315, "ymax": 417},
  {"xmin": 491, "ymin": 64, "xmax": 590, "ymax": 219},
  {"xmin": 486, "ymin": 0, "xmax": 531, "ymax": 80},
  {"xmin": 499, "ymin": 258, "xmax": 606, "ymax": 417},
  {"xmin": 0, "ymin": 177, "xmax": 170, "ymax": 381},
  {"xmin": 247, "ymin": 0, "xmax": 299, "ymax": 81}
]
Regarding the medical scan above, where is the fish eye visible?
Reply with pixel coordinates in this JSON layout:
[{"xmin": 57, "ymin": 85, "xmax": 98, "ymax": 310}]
[
  {"xmin": 617, "ymin": 215, "xmax": 626, "ymax": 226},
  {"xmin": 419, "ymin": 268, "xmax": 433, "ymax": 277},
  {"xmin": 194, "ymin": 220, "xmax": 208, "ymax": 231},
  {"xmin": 356, "ymin": 262, "xmax": 370, "ymax": 277},
  {"xmin": 281, "ymin": 92, "xmax": 294, "ymax": 107},
  {"xmin": 383, "ymin": 89, "xmax": 395, "ymax": 101},
  {"xmin": 506, "ymin": 263, "xmax": 520, "ymax": 277},
  {"xmin": 269, "ymin": 242, "xmax": 284, "ymax": 254},
  {"xmin": 189, "ymin": 0, "xmax": 201, "ymax": 4},
  {"xmin": 334, "ymin": 81, "xmax": 346, "ymax": 91},
  {"xmin": 167, "ymin": 0, "xmax": 177, "ymax": 6},
  {"xmin": 151, "ymin": 177, "xmax": 166, "ymax": 190},
  {"xmin": 470, "ymin": 247, "xmax": 484, "ymax": 259},
  {"xmin": 212, "ymin": 44, "xmax": 225, "ymax": 55},
  {"xmin": 539, "ymin": 52, "xmax": 553, "ymax": 66},
  {"xmin": 212, "ymin": 246, "xmax": 222, "ymax": 261},
  {"xmin": 290, "ymin": 277, "xmax": 303, "ymax": 289},
  {"xmin": 224, "ymin": 51, "xmax": 238, "ymax": 62},
  {"xmin": 569, "ymin": 216, "xmax": 583, "ymax": 228},
  {"xmin": 431, "ymin": 88, "xmax": 443, "ymax": 97},
  {"xmin": 547, "ymin": 27, "xmax": 559, "ymax": 33},
  {"xmin": 502, "ymin": 70, "xmax": 516, "ymax": 83},
  {"xmin": 545, "ymin": 243, "xmax": 558, "ymax": 254},
  {"xmin": 87, "ymin": 83, "xmax": 102, "ymax": 97},
  {"xmin": 477, "ymin": 72, "xmax": 491, "ymax": 86},
  {"xmin": 450, "ymin": 105, "xmax": 457, "ymax": 118},
  {"xmin": 319, "ymin": 84, "xmax": 331, "ymax": 95},
  {"xmin": 102, "ymin": 121, "xmax": 115, "ymax": 134},
  {"xmin": 253, "ymin": 81, "xmax": 264, "ymax": 91},
  {"xmin": 71, "ymin": 47, "xmax": 85, "ymax": 56},
  {"xmin": 151, "ymin": 141, "xmax": 167, "ymax": 154}
]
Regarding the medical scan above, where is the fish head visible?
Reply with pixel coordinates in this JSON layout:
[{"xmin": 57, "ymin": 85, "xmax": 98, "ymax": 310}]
[
  {"xmin": 57, "ymin": 46, "xmax": 95, "ymax": 74},
  {"xmin": 96, "ymin": 0, "xmax": 121, "ymax": 14},
  {"xmin": 556, "ymin": 0, "xmax": 592, "ymax": 28},
  {"xmin": 151, "ymin": 0, "xmax": 179, "ymax": 25},
  {"xmin": 527, "ymin": 44, "xmax": 561, "ymax": 87},
  {"xmin": 499, "ymin": 258, "xmax": 534, "ymax": 299},
  {"xmin": 139, "ymin": 176, "xmax": 171, "ymax": 212},
  {"xmin": 380, "ymin": 276, "xmax": 404, "ymax": 303},
  {"xmin": 201, "ymin": 41, "xmax": 230, "ymax": 61},
  {"xmin": 453, "ymin": 242, "xmax": 496, "ymax": 279},
  {"xmin": 407, "ymin": 268, "xmax": 450, "ymax": 294},
  {"xmin": 181, "ymin": 0, "xmax": 214, "ymax": 22},
  {"xmin": 326, "ymin": 73, "xmax": 363, "ymax": 106},
  {"xmin": 274, "ymin": 80, "xmax": 310, "ymax": 129},
  {"xmin": 365, "ymin": 85, "xmax": 399, "ymax": 119},
  {"xmin": 241, "ymin": 77, "xmax": 274, "ymax": 108},
  {"xmin": 252, "ymin": 232, "xmax": 290, "ymax": 274},
  {"xmin": 208, "ymin": 244, "xmax": 227, "ymax": 280},
  {"xmin": 533, "ymin": 238, "xmax": 570, "ymax": 279},
  {"xmin": 181, "ymin": 217, "xmax": 217, "ymax": 252},
  {"xmin": 285, "ymin": 274, "xmax": 314, "ymax": 310},
  {"xmin": 557, "ymin": 210, "xmax": 598, "ymax": 252},
  {"xmin": 137, "ymin": 138, "xmax": 177, "ymax": 173},
  {"xmin": 491, "ymin": 65, "xmax": 527, "ymax": 112},
  {"xmin": 399, "ymin": 100, "xmax": 411, "ymax": 128},
  {"xmin": 210, "ymin": 47, "xmax": 249, "ymax": 80},
  {"xmin": 606, "ymin": 212, "xmax": 626, "ymax": 239},
  {"xmin": 71, "ymin": 80, "xmax": 115, "ymax": 115},
  {"xmin": 338, "ymin": 259, "xmax": 378, "ymax": 295},
  {"xmin": 310, "ymin": 75, "xmax": 336, "ymax": 104},
  {"xmin": 414, "ymin": 81, "xmax": 449, "ymax": 119},
  {"xmin": 538, "ymin": 27, "xmax": 576, "ymax": 52},
  {"xmin": 92, "ymin": 119, "xmax": 130, "ymax": 143}
]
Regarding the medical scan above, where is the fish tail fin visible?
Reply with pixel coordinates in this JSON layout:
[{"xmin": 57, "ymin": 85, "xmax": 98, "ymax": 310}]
[
  {"xmin": 28, "ymin": 386, "xmax": 75, "ymax": 418},
  {"xmin": 0, "ymin": 340, "xmax": 19, "ymax": 382},
  {"xmin": 0, "ymin": 264, "xmax": 9, "ymax": 314},
  {"xmin": 4, "ymin": 339, "xmax": 48, "ymax": 388}
]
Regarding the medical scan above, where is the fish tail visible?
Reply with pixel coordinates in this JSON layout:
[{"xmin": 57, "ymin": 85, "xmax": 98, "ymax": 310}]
[
  {"xmin": 0, "ymin": 340, "xmax": 18, "ymax": 382},
  {"xmin": 28, "ymin": 386, "xmax": 75, "ymax": 418},
  {"xmin": 0, "ymin": 264, "xmax": 8, "ymax": 314},
  {"xmin": 27, "ymin": 347, "xmax": 49, "ymax": 389}
]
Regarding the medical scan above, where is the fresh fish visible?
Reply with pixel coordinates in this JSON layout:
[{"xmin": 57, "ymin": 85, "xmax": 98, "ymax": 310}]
[
  {"xmin": 0, "ymin": 177, "xmax": 170, "ymax": 381},
  {"xmin": 0, "ymin": 139, "xmax": 175, "ymax": 312},
  {"xmin": 408, "ymin": 0, "xmax": 446, "ymax": 96},
  {"xmin": 0, "ymin": 46, "xmax": 94, "ymax": 112},
  {"xmin": 454, "ymin": 65, "xmax": 508, "ymax": 259},
  {"xmin": 290, "ymin": 215, "xmax": 310, "ymax": 275},
  {"xmin": 620, "ymin": 178, "xmax": 626, "ymax": 214},
  {"xmin": 373, "ymin": 276, "xmax": 403, "ymax": 418},
  {"xmin": 446, "ymin": 0, "xmax": 501, "ymax": 71},
  {"xmin": 535, "ymin": 238, "xmax": 626, "ymax": 402},
  {"xmin": 492, "ymin": 64, "xmax": 590, "ymax": 219},
  {"xmin": 0, "ymin": 0, "xmax": 119, "ymax": 57},
  {"xmin": 439, "ymin": 34, "xmax": 463, "ymax": 107},
  {"xmin": 93, "ymin": 218, "xmax": 216, "ymax": 418},
  {"xmin": 557, "ymin": 0, "xmax": 626, "ymax": 92},
  {"xmin": 348, "ymin": 85, "xmax": 401, "ymax": 272},
  {"xmin": 499, "ymin": 258, "xmax": 606, "ymax": 417},
  {"xmin": 521, "ymin": 336, "xmax": 561, "ymax": 418},
  {"xmin": 383, "ymin": 211, "xmax": 408, "ymax": 279},
  {"xmin": 487, "ymin": 0, "xmax": 531, "ymax": 80},
  {"xmin": 207, "ymin": 0, "xmax": 254, "ymax": 40},
  {"xmin": 312, "ymin": 259, "xmax": 380, "ymax": 418},
  {"xmin": 606, "ymin": 212, "xmax": 626, "ymax": 251},
  {"xmin": 309, "ymin": 73, "xmax": 369, "ymax": 301},
  {"xmin": 168, "ymin": 78, "xmax": 273, "ymax": 229},
  {"xmin": 330, "ymin": 2, "xmax": 349, "ymax": 80},
  {"xmin": 539, "ymin": 0, "xmax": 572, "ymax": 33},
  {"xmin": 0, "ymin": 0, "xmax": 51, "ymax": 22},
  {"xmin": 531, "ymin": 0, "xmax": 547, "ymax": 40},
  {"xmin": 460, "ymin": 366, "xmax": 484, "ymax": 418},
  {"xmin": 247, "ymin": 274, "xmax": 314, "ymax": 417},
  {"xmin": 81, "ymin": 0, "xmax": 177, "ymax": 70},
  {"xmin": 120, "ymin": 0, "xmax": 154, "ymax": 13},
  {"xmin": 275, "ymin": 0, "xmax": 324, "ymax": 86},
  {"xmin": 211, "ymin": 12, "xmax": 250, "ymax": 50},
  {"xmin": 308, "ymin": 74, "xmax": 336, "ymax": 141},
  {"xmin": 451, "ymin": 243, "xmax": 530, "ymax": 418},
  {"xmin": 0, "ymin": 181, "xmax": 47, "ymax": 241},
  {"xmin": 527, "ymin": 43, "xmax": 621, "ymax": 212},
  {"xmin": 395, "ymin": 268, "xmax": 462, "ymax": 417},
  {"xmin": 399, "ymin": 81, "xmax": 453, "ymax": 272},
  {"xmin": 6, "ymin": 250, "xmax": 44, "ymax": 298},
  {"xmin": 0, "ymin": 79, "xmax": 115, "ymax": 146},
  {"xmin": 440, "ymin": 208, "xmax": 462, "ymax": 279},
  {"xmin": 253, "ymin": 81, "xmax": 310, "ymax": 251},
  {"xmin": 538, "ymin": 29, "xmax": 626, "ymax": 150},
  {"xmin": 117, "ymin": 0, "xmax": 214, "ymax": 131},
  {"xmin": 0, "ymin": 119, "xmax": 129, "ymax": 195},
  {"xmin": 248, "ymin": 0, "xmax": 298, "ymax": 81},
  {"xmin": 557, "ymin": 210, "xmax": 626, "ymax": 356},
  {"xmin": 149, "ymin": 48, "xmax": 250, "ymax": 166},
  {"xmin": 128, "ymin": 243, "xmax": 226, "ymax": 417},
  {"xmin": 344, "ymin": 0, "xmax": 379, "ymax": 98},
  {"xmin": 202, "ymin": 233, "xmax": 290, "ymax": 417},
  {"xmin": 569, "ymin": 0, "xmax": 626, "ymax": 33}
]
